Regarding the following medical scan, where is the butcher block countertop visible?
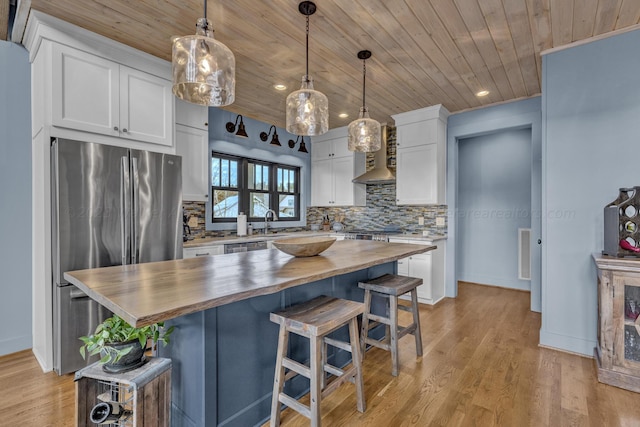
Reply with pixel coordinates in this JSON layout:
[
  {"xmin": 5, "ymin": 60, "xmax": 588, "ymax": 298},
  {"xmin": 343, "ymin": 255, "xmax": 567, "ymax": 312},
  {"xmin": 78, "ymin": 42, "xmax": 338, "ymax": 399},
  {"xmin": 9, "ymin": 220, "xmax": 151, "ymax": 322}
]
[{"xmin": 64, "ymin": 240, "xmax": 435, "ymax": 327}]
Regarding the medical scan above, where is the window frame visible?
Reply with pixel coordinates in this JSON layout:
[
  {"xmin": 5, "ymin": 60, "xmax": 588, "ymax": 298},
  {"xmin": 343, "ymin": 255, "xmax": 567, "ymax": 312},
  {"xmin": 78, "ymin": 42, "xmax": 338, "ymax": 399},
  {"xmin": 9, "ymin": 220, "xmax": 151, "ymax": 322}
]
[{"xmin": 211, "ymin": 151, "xmax": 301, "ymax": 223}]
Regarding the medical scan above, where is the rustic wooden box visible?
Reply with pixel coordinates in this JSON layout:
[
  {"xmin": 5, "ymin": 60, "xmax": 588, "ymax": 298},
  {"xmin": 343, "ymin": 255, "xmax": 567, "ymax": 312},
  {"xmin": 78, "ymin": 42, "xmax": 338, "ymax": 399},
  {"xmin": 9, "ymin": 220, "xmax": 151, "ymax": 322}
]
[{"xmin": 75, "ymin": 357, "xmax": 171, "ymax": 426}]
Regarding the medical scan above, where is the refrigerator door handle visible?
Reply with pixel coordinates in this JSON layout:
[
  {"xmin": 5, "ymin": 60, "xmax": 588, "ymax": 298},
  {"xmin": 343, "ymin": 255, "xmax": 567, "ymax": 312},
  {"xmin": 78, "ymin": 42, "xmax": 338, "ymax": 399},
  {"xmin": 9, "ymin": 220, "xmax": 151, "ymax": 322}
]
[
  {"xmin": 69, "ymin": 287, "xmax": 89, "ymax": 300},
  {"xmin": 121, "ymin": 156, "xmax": 131, "ymax": 265},
  {"xmin": 131, "ymin": 157, "xmax": 139, "ymax": 265}
]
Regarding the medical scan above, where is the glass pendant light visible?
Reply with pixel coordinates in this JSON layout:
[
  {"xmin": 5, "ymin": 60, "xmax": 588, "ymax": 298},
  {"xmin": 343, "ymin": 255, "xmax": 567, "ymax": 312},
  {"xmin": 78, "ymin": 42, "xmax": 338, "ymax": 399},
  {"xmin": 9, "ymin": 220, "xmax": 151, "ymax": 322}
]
[
  {"xmin": 285, "ymin": 1, "xmax": 329, "ymax": 136},
  {"xmin": 348, "ymin": 50, "xmax": 381, "ymax": 152},
  {"xmin": 172, "ymin": 0, "xmax": 235, "ymax": 107}
]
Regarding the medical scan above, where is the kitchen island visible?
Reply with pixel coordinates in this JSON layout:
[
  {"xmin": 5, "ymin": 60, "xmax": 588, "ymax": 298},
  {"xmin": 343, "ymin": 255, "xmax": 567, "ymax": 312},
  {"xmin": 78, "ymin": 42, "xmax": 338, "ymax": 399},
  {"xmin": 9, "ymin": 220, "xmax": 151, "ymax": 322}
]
[{"xmin": 64, "ymin": 240, "xmax": 435, "ymax": 426}]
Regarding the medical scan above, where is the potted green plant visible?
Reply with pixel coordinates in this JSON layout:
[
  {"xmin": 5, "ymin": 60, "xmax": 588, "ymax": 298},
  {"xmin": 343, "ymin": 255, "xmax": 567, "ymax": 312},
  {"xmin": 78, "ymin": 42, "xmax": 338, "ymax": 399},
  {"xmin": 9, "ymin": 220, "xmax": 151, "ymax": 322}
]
[{"xmin": 79, "ymin": 314, "xmax": 174, "ymax": 373}]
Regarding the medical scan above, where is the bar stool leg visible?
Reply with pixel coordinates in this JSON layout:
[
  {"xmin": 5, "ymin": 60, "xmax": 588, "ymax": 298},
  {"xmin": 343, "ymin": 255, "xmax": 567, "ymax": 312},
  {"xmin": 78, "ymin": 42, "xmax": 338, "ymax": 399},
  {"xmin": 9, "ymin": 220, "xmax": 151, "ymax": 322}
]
[
  {"xmin": 360, "ymin": 289, "xmax": 372, "ymax": 359},
  {"xmin": 270, "ymin": 325, "xmax": 289, "ymax": 427},
  {"xmin": 349, "ymin": 317, "xmax": 366, "ymax": 413},
  {"xmin": 410, "ymin": 288, "xmax": 423, "ymax": 357},
  {"xmin": 321, "ymin": 339, "xmax": 328, "ymax": 389},
  {"xmin": 389, "ymin": 295, "xmax": 399, "ymax": 377},
  {"xmin": 310, "ymin": 335, "xmax": 323, "ymax": 427}
]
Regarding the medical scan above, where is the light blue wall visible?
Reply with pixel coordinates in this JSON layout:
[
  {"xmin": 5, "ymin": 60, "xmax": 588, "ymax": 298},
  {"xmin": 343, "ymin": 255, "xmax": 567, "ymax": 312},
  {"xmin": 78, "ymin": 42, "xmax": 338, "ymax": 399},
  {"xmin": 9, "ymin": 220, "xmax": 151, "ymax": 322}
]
[
  {"xmin": 540, "ymin": 29, "xmax": 640, "ymax": 355},
  {"xmin": 447, "ymin": 97, "xmax": 542, "ymax": 312},
  {"xmin": 457, "ymin": 129, "xmax": 532, "ymax": 290},
  {"xmin": 0, "ymin": 41, "xmax": 32, "ymax": 355},
  {"xmin": 205, "ymin": 109, "xmax": 311, "ymax": 231}
]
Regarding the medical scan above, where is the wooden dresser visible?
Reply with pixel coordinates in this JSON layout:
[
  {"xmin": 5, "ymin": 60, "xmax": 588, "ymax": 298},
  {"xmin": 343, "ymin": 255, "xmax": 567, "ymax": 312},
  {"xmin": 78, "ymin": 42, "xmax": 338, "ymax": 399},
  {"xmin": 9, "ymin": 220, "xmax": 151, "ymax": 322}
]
[{"xmin": 593, "ymin": 253, "xmax": 640, "ymax": 392}]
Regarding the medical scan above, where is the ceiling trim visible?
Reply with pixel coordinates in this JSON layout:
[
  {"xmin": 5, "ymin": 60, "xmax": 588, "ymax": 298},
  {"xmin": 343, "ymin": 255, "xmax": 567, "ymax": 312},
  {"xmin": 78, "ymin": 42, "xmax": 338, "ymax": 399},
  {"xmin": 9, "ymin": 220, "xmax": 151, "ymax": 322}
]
[
  {"xmin": 541, "ymin": 21, "xmax": 640, "ymax": 56},
  {"xmin": 0, "ymin": 0, "xmax": 9, "ymax": 40},
  {"xmin": 10, "ymin": 0, "xmax": 30, "ymax": 43}
]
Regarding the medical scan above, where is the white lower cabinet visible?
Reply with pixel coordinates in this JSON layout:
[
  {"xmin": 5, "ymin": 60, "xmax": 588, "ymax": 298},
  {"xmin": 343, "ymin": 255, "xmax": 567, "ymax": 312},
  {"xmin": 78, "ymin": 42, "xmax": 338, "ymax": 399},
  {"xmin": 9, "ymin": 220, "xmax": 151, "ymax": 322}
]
[
  {"xmin": 183, "ymin": 245, "xmax": 224, "ymax": 259},
  {"xmin": 389, "ymin": 238, "xmax": 446, "ymax": 305}
]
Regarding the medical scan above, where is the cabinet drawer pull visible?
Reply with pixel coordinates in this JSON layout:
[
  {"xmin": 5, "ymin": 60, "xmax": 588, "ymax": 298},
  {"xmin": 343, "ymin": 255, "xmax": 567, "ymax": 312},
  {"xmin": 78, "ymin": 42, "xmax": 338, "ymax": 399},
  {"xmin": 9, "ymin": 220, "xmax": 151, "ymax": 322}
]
[{"xmin": 195, "ymin": 252, "xmax": 210, "ymax": 256}]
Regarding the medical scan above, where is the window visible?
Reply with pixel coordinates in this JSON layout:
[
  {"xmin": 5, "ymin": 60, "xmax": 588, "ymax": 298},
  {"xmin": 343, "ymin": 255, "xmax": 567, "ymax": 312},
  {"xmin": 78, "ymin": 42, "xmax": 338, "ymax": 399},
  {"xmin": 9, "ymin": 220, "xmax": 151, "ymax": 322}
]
[
  {"xmin": 211, "ymin": 153, "xmax": 300, "ymax": 222},
  {"xmin": 211, "ymin": 155, "xmax": 239, "ymax": 219}
]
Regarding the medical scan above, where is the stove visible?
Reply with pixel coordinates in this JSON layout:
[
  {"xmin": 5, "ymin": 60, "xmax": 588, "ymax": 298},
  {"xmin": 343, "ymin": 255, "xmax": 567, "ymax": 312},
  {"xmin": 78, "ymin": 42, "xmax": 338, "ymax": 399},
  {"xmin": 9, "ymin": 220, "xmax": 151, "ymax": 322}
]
[{"xmin": 343, "ymin": 229, "xmax": 403, "ymax": 242}]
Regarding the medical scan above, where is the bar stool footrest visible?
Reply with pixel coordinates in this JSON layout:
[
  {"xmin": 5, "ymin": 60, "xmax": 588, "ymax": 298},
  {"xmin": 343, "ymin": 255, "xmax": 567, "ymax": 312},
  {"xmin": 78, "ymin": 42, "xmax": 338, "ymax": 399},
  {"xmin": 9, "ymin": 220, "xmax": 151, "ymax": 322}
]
[
  {"xmin": 279, "ymin": 392, "xmax": 311, "ymax": 419},
  {"xmin": 324, "ymin": 337, "xmax": 352, "ymax": 353},
  {"xmin": 321, "ymin": 365, "xmax": 357, "ymax": 398},
  {"xmin": 282, "ymin": 357, "xmax": 311, "ymax": 379},
  {"xmin": 365, "ymin": 312, "xmax": 392, "ymax": 326}
]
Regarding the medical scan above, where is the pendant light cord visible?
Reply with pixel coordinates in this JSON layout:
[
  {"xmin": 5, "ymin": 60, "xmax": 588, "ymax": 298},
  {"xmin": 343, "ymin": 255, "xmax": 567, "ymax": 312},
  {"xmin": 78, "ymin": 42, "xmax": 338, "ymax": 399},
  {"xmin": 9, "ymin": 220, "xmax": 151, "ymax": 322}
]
[
  {"xmin": 305, "ymin": 15, "xmax": 310, "ymax": 83},
  {"xmin": 203, "ymin": 0, "xmax": 209, "ymax": 31},
  {"xmin": 362, "ymin": 59, "xmax": 367, "ymax": 110}
]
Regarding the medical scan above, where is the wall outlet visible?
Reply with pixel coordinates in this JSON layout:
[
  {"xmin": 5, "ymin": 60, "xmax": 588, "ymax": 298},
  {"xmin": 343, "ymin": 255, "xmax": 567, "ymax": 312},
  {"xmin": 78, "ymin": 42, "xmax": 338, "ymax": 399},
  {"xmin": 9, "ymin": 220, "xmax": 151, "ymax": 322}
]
[
  {"xmin": 436, "ymin": 216, "xmax": 446, "ymax": 227},
  {"xmin": 422, "ymin": 230, "xmax": 430, "ymax": 237},
  {"xmin": 418, "ymin": 216, "xmax": 424, "ymax": 225},
  {"xmin": 188, "ymin": 216, "xmax": 198, "ymax": 228}
]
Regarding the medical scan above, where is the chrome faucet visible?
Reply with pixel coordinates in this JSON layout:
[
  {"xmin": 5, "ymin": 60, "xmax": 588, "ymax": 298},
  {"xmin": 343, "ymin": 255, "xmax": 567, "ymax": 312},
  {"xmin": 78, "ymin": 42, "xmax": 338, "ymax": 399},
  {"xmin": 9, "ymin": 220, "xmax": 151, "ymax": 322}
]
[{"xmin": 264, "ymin": 209, "xmax": 278, "ymax": 234}]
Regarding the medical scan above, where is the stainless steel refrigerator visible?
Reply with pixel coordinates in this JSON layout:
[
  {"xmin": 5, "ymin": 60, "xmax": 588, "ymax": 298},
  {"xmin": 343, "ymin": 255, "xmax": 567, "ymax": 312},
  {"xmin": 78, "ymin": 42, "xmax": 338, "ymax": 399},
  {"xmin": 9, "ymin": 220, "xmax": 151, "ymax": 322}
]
[{"xmin": 51, "ymin": 138, "xmax": 182, "ymax": 374}]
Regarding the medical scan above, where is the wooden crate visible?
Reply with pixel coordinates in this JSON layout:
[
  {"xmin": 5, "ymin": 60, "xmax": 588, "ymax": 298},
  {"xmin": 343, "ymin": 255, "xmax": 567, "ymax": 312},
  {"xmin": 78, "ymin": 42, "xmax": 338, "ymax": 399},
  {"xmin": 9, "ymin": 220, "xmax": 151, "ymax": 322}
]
[{"xmin": 75, "ymin": 357, "xmax": 171, "ymax": 426}]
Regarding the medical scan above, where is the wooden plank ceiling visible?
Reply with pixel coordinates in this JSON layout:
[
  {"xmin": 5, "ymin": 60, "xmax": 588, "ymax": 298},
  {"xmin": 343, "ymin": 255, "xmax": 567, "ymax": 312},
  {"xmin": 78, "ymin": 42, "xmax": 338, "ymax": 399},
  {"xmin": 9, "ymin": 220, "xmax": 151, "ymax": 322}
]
[{"xmin": 17, "ymin": 0, "xmax": 640, "ymax": 129}]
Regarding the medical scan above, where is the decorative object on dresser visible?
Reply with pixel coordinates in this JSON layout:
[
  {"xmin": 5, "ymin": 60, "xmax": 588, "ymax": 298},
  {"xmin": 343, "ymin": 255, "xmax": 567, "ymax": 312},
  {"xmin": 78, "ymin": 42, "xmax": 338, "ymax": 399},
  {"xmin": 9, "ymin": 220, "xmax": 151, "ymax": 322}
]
[
  {"xmin": 348, "ymin": 50, "xmax": 381, "ymax": 153},
  {"xmin": 603, "ymin": 187, "xmax": 640, "ymax": 257},
  {"xmin": 593, "ymin": 254, "xmax": 640, "ymax": 393},
  {"xmin": 171, "ymin": 0, "xmax": 235, "ymax": 107},
  {"xmin": 285, "ymin": 1, "xmax": 329, "ymax": 136}
]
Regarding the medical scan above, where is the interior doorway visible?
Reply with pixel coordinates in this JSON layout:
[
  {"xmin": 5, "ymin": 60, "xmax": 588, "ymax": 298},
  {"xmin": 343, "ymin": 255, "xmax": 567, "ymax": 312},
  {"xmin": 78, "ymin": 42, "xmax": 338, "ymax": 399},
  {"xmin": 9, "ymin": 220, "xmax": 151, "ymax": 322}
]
[{"xmin": 457, "ymin": 128, "xmax": 532, "ymax": 291}]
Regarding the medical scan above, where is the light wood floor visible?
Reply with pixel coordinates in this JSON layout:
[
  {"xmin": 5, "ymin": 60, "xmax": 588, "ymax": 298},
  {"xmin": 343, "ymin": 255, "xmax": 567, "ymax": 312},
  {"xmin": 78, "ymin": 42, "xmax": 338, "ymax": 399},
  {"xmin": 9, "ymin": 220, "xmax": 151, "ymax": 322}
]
[{"xmin": 2, "ymin": 282, "xmax": 640, "ymax": 426}]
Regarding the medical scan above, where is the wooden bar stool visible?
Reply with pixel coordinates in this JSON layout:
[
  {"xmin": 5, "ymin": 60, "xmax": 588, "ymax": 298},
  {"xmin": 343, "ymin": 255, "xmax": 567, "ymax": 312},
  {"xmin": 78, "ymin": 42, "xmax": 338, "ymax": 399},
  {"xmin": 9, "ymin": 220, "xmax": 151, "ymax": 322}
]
[
  {"xmin": 359, "ymin": 274, "xmax": 423, "ymax": 376},
  {"xmin": 269, "ymin": 295, "xmax": 366, "ymax": 427}
]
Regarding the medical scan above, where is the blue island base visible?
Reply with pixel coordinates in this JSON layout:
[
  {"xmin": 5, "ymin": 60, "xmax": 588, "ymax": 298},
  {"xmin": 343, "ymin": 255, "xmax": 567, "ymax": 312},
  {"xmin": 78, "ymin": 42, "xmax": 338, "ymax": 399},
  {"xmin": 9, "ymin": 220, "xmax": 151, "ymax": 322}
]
[{"xmin": 159, "ymin": 262, "xmax": 394, "ymax": 427}]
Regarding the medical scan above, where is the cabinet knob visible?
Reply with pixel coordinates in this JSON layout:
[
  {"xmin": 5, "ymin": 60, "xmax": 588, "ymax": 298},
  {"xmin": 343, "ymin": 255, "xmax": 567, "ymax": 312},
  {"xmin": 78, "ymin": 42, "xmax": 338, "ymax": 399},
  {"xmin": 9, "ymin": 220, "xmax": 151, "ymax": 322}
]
[
  {"xmin": 113, "ymin": 126, "xmax": 119, "ymax": 131},
  {"xmin": 204, "ymin": 122, "xmax": 208, "ymax": 127},
  {"xmin": 122, "ymin": 128, "xmax": 128, "ymax": 133},
  {"xmin": 205, "ymin": 194, "xmax": 209, "ymax": 198}
]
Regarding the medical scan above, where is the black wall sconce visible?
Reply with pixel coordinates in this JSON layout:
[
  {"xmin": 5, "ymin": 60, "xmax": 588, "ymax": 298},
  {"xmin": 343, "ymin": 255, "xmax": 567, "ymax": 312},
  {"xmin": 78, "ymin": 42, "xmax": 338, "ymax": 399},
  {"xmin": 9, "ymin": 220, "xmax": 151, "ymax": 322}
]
[
  {"xmin": 260, "ymin": 125, "xmax": 281, "ymax": 146},
  {"xmin": 225, "ymin": 114, "xmax": 248, "ymax": 138},
  {"xmin": 288, "ymin": 135, "xmax": 309, "ymax": 153}
]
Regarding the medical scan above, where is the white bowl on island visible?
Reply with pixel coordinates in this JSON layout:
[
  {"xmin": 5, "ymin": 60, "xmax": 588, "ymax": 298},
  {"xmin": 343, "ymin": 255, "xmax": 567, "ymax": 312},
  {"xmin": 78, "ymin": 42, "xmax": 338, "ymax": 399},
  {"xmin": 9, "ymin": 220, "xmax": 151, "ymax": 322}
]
[{"xmin": 272, "ymin": 236, "xmax": 337, "ymax": 257}]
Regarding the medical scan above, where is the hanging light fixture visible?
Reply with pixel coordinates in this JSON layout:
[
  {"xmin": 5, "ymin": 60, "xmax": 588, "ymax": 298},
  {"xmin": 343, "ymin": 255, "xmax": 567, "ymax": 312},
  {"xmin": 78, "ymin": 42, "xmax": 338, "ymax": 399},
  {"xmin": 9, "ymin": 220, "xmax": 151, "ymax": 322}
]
[
  {"xmin": 172, "ymin": 0, "xmax": 235, "ymax": 107},
  {"xmin": 348, "ymin": 50, "xmax": 381, "ymax": 152},
  {"xmin": 225, "ymin": 114, "xmax": 248, "ymax": 138},
  {"xmin": 285, "ymin": 1, "xmax": 329, "ymax": 136},
  {"xmin": 288, "ymin": 136, "xmax": 309, "ymax": 153},
  {"xmin": 260, "ymin": 125, "xmax": 281, "ymax": 146}
]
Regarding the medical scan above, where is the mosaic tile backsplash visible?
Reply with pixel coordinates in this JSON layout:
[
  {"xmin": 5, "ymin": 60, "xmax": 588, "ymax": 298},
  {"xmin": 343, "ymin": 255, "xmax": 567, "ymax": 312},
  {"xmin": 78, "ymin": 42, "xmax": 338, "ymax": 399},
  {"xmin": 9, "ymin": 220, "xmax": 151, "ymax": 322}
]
[
  {"xmin": 184, "ymin": 125, "xmax": 447, "ymax": 236},
  {"xmin": 307, "ymin": 184, "xmax": 447, "ymax": 234},
  {"xmin": 185, "ymin": 187, "xmax": 447, "ymax": 237}
]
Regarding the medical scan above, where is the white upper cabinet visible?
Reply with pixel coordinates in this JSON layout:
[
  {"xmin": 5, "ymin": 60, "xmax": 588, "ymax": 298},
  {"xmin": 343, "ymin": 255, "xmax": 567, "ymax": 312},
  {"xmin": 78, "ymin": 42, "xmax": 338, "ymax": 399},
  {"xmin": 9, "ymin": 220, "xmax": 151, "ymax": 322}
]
[
  {"xmin": 119, "ymin": 65, "xmax": 173, "ymax": 146},
  {"xmin": 175, "ymin": 98, "xmax": 209, "ymax": 131},
  {"xmin": 51, "ymin": 43, "xmax": 173, "ymax": 147},
  {"xmin": 175, "ymin": 100, "xmax": 209, "ymax": 201},
  {"xmin": 26, "ymin": 11, "xmax": 174, "ymax": 151},
  {"xmin": 310, "ymin": 127, "xmax": 366, "ymax": 207},
  {"xmin": 51, "ymin": 44, "xmax": 119, "ymax": 137},
  {"xmin": 392, "ymin": 105, "xmax": 449, "ymax": 205},
  {"xmin": 176, "ymin": 124, "xmax": 209, "ymax": 201}
]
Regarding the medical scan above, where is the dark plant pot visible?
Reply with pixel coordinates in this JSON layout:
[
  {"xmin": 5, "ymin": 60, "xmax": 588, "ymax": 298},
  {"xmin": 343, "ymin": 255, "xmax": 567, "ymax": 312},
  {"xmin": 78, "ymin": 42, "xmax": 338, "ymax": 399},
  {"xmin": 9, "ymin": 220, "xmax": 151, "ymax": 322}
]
[{"xmin": 101, "ymin": 340, "xmax": 147, "ymax": 373}]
